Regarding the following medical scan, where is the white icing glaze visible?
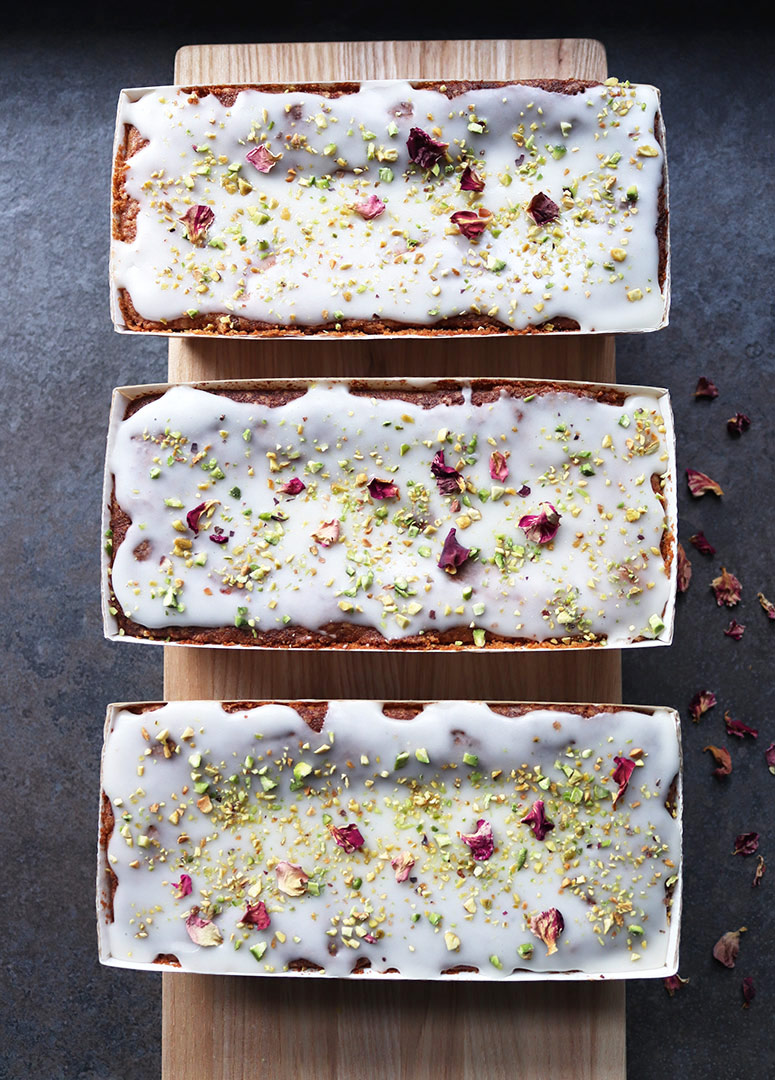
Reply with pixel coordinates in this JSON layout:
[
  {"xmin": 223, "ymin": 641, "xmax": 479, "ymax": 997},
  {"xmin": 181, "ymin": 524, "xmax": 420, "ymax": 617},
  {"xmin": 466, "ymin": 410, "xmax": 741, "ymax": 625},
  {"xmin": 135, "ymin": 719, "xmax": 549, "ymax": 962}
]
[
  {"xmin": 111, "ymin": 80, "xmax": 667, "ymax": 334},
  {"xmin": 107, "ymin": 381, "xmax": 675, "ymax": 648},
  {"xmin": 99, "ymin": 700, "xmax": 681, "ymax": 978}
]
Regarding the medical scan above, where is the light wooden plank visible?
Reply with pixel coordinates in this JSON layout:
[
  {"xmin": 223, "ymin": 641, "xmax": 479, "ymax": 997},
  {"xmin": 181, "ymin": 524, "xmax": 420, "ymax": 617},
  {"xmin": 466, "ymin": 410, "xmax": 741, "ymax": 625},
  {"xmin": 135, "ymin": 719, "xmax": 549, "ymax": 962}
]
[{"xmin": 162, "ymin": 39, "xmax": 625, "ymax": 1080}]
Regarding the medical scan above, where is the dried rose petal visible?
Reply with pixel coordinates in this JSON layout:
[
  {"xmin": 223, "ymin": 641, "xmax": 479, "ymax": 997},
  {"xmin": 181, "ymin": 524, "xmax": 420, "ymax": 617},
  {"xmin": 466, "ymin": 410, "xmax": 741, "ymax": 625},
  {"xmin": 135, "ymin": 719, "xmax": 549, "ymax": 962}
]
[
  {"xmin": 677, "ymin": 543, "xmax": 692, "ymax": 594},
  {"xmin": 757, "ymin": 592, "xmax": 775, "ymax": 619},
  {"xmin": 329, "ymin": 823, "xmax": 365, "ymax": 853},
  {"xmin": 460, "ymin": 164, "xmax": 485, "ymax": 191},
  {"xmin": 742, "ymin": 976, "xmax": 756, "ymax": 1008},
  {"xmin": 686, "ymin": 468, "xmax": 723, "ymax": 497},
  {"xmin": 186, "ymin": 502, "xmax": 207, "ymax": 534},
  {"xmin": 766, "ymin": 743, "xmax": 775, "ymax": 775},
  {"xmin": 690, "ymin": 532, "xmax": 716, "ymax": 556},
  {"xmin": 689, "ymin": 690, "xmax": 717, "ymax": 723},
  {"xmin": 711, "ymin": 567, "xmax": 742, "ymax": 607},
  {"xmin": 724, "ymin": 620, "xmax": 745, "ymax": 640},
  {"xmin": 732, "ymin": 832, "xmax": 760, "ymax": 856},
  {"xmin": 518, "ymin": 503, "xmax": 561, "ymax": 545},
  {"xmin": 391, "ymin": 851, "xmax": 415, "ymax": 882},
  {"xmin": 460, "ymin": 818, "xmax": 495, "ymax": 861},
  {"xmin": 179, "ymin": 204, "xmax": 215, "ymax": 245},
  {"xmin": 704, "ymin": 745, "xmax": 732, "ymax": 777},
  {"xmin": 353, "ymin": 194, "xmax": 386, "ymax": 220},
  {"xmin": 713, "ymin": 927, "xmax": 746, "ymax": 968},
  {"xmin": 185, "ymin": 911, "xmax": 223, "ymax": 947},
  {"xmin": 367, "ymin": 477, "xmax": 400, "ymax": 500},
  {"xmin": 406, "ymin": 127, "xmax": 448, "ymax": 168},
  {"xmin": 664, "ymin": 973, "xmax": 689, "ymax": 996},
  {"xmin": 209, "ymin": 531, "xmax": 229, "ymax": 544},
  {"xmin": 727, "ymin": 412, "xmax": 751, "ymax": 436},
  {"xmin": 312, "ymin": 520, "xmax": 339, "ymax": 547},
  {"xmin": 278, "ymin": 477, "xmax": 305, "ymax": 496},
  {"xmin": 725, "ymin": 711, "xmax": 758, "ymax": 739},
  {"xmin": 520, "ymin": 799, "xmax": 554, "ymax": 841},
  {"xmin": 450, "ymin": 209, "xmax": 488, "ymax": 240},
  {"xmin": 753, "ymin": 855, "xmax": 766, "ymax": 887},
  {"xmin": 438, "ymin": 528, "xmax": 471, "ymax": 573},
  {"xmin": 527, "ymin": 191, "xmax": 560, "ymax": 226},
  {"xmin": 489, "ymin": 451, "xmax": 509, "ymax": 482},
  {"xmin": 529, "ymin": 907, "xmax": 564, "ymax": 955},
  {"xmin": 612, "ymin": 756, "xmax": 637, "ymax": 809},
  {"xmin": 246, "ymin": 144, "xmax": 282, "ymax": 173},
  {"xmin": 517, "ymin": 484, "xmax": 531, "ymax": 498},
  {"xmin": 241, "ymin": 900, "xmax": 270, "ymax": 930},
  {"xmin": 275, "ymin": 861, "xmax": 309, "ymax": 896},
  {"xmin": 694, "ymin": 376, "xmax": 719, "ymax": 399},
  {"xmin": 431, "ymin": 450, "xmax": 463, "ymax": 495},
  {"xmin": 172, "ymin": 873, "xmax": 192, "ymax": 899}
]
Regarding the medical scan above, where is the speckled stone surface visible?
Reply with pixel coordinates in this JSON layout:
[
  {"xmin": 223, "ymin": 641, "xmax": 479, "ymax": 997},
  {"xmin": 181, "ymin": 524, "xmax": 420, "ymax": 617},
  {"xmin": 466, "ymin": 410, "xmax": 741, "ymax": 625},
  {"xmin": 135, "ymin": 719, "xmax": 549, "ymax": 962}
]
[{"xmin": 2, "ymin": 7, "xmax": 773, "ymax": 1079}]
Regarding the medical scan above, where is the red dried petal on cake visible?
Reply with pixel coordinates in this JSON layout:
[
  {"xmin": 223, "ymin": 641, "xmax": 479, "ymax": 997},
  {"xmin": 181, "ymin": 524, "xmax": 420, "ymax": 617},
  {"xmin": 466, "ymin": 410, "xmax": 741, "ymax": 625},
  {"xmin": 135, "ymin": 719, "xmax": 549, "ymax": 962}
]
[
  {"xmin": 766, "ymin": 743, "xmax": 775, "ymax": 775},
  {"xmin": 353, "ymin": 194, "xmax": 386, "ymax": 220},
  {"xmin": 711, "ymin": 567, "xmax": 742, "ymax": 607},
  {"xmin": 694, "ymin": 376, "xmax": 719, "ymax": 399},
  {"xmin": 686, "ymin": 468, "xmax": 723, "ymax": 497},
  {"xmin": 520, "ymin": 799, "xmax": 555, "ymax": 841},
  {"xmin": 460, "ymin": 164, "xmax": 485, "ymax": 191},
  {"xmin": 489, "ymin": 451, "xmax": 509, "ymax": 482},
  {"xmin": 517, "ymin": 484, "xmax": 531, "ymax": 498},
  {"xmin": 724, "ymin": 711, "xmax": 758, "ymax": 739},
  {"xmin": 431, "ymin": 450, "xmax": 464, "ymax": 495},
  {"xmin": 185, "ymin": 911, "xmax": 223, "ymax": 947},
  {"xmin": 209, "ymin": 531, "xmax": 229, "ymax": 544},
  {"xmin": 689, "ymin": 532, "xmax": 716, "ymax": 556},
  {"xmin": 329, "ymin": 823, "xmax": 365, "ymax": 853},
  {"xmin": 732, "ymin": 832, "xmax": 760, "ymax": 856},
  {"xmin": 438, "ymin": 528, "xmax": 471, "ymax": 573},
  {"xmin": 450, "ymin": 210, "xmax": 488, "ymax": 240},
  {"xmin": 527, "ymin": 191, "xmax": 560, "ymax": 225},
  {"xmin": 246, "ymin": 144, "xmax": 282, "ymax": 173},
  {"xmin": 677, "ymin": 543, "xmax": 692, "ymax": 593},
  {"xmin": 278, "ymin": 477, "xmax": 305, "ymax": 496},
  {"xmin": 704, "ymin": 745, "xmax": 732, "ymax": 777},
  {"xmin": 724, "ymin": 620, "xmax": 745, "ymax": 640},
  {"xmin": 727, "ymin": 412, "xmax": 751, "ymax": 436},
  {"xmin": 664, "ymin": 973, "xmax": 689, "ymax": 996},
  {"xmin": 742, "ymin": 976, "xmax": 756, "ymax": 1008},
  {"xmin": 529, "ymin": 907, "xmax": 564, "ymax": 956},
  {"xmin": 186, "ymin": 502, "xmax": 207, "ymax": 534},
  {"xmin": 241, "ymin": 900, "xmax": 271, "ymax": 930},
  {"xmin": 406, "ymin": 127, "xmax": 449, "ymax": 168},
  {"xmin": 518, "ymin": 503, "xmax": 561, "ymax": 544},
  {"xmin": 611, "ymin": 756, "xmax": 637, "ymax": 809},
  {"xmin": 179, "ymin": 204, "xmax": 215, "ymax": 245},
  {"xmin": 367, "ymin": 477, "xmax": 400, "ymax": 500},
  {"xmin": 757, "ymin": 592, "xmax": 775, "ymax": 619},
  {"xmin": 312, "ymin": 520, "xmax": 340, "ymax": 547},
  {"xmin": 689, "ymin": 690, "xmax": 717, "ymax": 723},
  {"xmin": 712, "ymin": 927, "xmax": 746, "ymax": 968},
  {"xmin": 275, "ymin": 861, "xmax": 309, "ymax": 896},
  {"xmin": 460, "ymin": 818, "xmax": 495, "ymax": 861},
  {"xmin": 172, "ymin": 873, "xmax": 193, "ymax": 899},
  {"xmin": 391, "ymin": 851, "xmax": 415, "ymax": 882},
  {"xmin": 753, "ymin": 855, "xmax": 766, "ymax": 887}
]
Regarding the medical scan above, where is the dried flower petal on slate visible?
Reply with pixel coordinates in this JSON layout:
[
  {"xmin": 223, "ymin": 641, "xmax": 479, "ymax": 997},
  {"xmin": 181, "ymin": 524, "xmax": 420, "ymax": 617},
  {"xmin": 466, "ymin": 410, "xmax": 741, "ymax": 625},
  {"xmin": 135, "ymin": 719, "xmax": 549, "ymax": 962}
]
[
  {"xmin": 664, "ymin": 973, "xmax": 690, "ymax": 996},
  {"xmin": 246, "ymin": 144, "xmax": 282, "ymax": 173},
  {"xmin": 689, "ymin": 690, "xmax": 717, "ymax": 723},
  {"xmin": 329, "ymin": 823, "xmax": 365, "ymax": 853},
  {"xmin": 450, "ymin": 209, "xmax": 488, "ymax": 240},
  {"xmin": 278, "ymin": 477, "xmax": 305, "ymax": 496},
  {"xmin": 690, "ymin": 532, "xmax": 716, "ymax": 556},
  {"xmin": 527, "ymin": 191, "xmax": 560, "ymax": 225},
  {"xmin": 727, "ymin": 412, "xmax": 751, "ymax": 436},
  {"xmin": 367, "ymin": 477, "xmax": 400, "ymax": 500},
  {"xmin": 711, "ymin": 567, "xmax": 742, "ymax": 606},
  {"xmin": 312, "ymin": 520, "xmax": 339, "ymax": 547},
  {"xmin": 742, "ymin": 977, "xmax": 756, "ymax": 1008},
  {"xmin": 391, "ymin": 851, "xmax": 415, "ymax": 882},
  {"xmin": 275, "ymin": 861, "xmax": 309, "ymax": 896},
  {"xmin": 694, "ymin": 377, "xmax": 719, "ymax": 399},
  {"xmin": 704, "ymin": 745, "xmax": 732, "ymax": 777},
  {"xmin": 713, "ymin": 927, "xmax": 746, "ymax": 968},
  {"xmin": 172, "ymin": 873, "xmax": 193, "ymax": 899},
  {"xmin": 186, "ymin": 502, "xmax": 207, "ymax": 534},
  {"xmin": 460, "ymin": 818, "xmax": 495, "ymax": 861},
  {"xmin": 489, "ymin": 450, "xmax": 509, "ymax": 482},
  {"xmin": 518, "ymin": 503, "xmax": 561, "ymax": 544},
  {"xmin": 724, "ymin": 620, "xmax": 745, "ymax": 640},
  {"xmin": 753, "ymin": 855, "xmax": 766, "ymax": 887},
  {"xmin": 407, "ymin": 127, "xmax": 448, "ymax": 168},
  {"xmin": 520, "ymin": 799, "xmax": 555, "ymax": 841},
  {"xmin": 529, "ymin": 908, "xmax": 564, "ymax": 955},
  {"xmin": 733, "ymin": 833, "xmax": 760, "ymax": 856},
  {"xmin": 241, "ymin": 900, "xmax": 270, "ymax": 930},
  {"xmin": 612, "ymin": 756, "xmax": 637, "ymax": 809},
  {"xmin": 353, "ymin": 194, "xmax": 386, "ymax": 220},
  {"xmin": 686, "ymin": 468, "xmax": 723, "ymax": 497},
  {"xmin": 725, "ymin": 711, "xmax": 758, "ymax": 739},
  {"xmin": 677, "ymin": 543, "xmax": 692, "ymax": 593},
  {"xmin": 757, "ymin": 592, "xmax": 775, "ymax": 619},
  {"xmin": 431, "ymin": 450, "xmax": 464, "ymax": 494},
  {"xmin": 185, "ymin": 911, "xmax": 223, "ymax": 947},
  {"xmin": 766, "ymin": 744, "xmax": 775, "ymax": 775},
  {"xmin": 438, "ymin": 528, "xmax": 471, "ymax": 573},
  {"xmin": 179, "ymin": 204, "xmax": 215, "ymax": 245},
  {"xmin": 460, "ymin": 164, "xmax": 485, "ymax": 191}
]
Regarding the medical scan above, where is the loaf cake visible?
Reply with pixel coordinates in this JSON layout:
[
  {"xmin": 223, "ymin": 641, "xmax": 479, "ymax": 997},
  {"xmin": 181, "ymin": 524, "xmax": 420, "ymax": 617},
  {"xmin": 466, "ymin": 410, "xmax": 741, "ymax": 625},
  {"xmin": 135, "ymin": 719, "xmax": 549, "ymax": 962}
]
[
  {"xmin": 111, "ymin": 79, "xmax": 668, "ymax": 337},
  {"xmin": 103, "ymin": 377, "xmax": 676, "ymax": 650},
  {"xmin": 98, "ymin": 699, "xmax": 681, "ymax": 979}
]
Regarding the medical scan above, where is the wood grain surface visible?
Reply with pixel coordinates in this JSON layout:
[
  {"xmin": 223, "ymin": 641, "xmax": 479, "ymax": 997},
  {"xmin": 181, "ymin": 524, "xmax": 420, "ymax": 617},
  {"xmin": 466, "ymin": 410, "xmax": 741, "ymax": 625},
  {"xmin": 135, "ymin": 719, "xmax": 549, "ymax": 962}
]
[{"xmin": 162, "ymin": 38, "xmax": 625, "ymax": 1080}]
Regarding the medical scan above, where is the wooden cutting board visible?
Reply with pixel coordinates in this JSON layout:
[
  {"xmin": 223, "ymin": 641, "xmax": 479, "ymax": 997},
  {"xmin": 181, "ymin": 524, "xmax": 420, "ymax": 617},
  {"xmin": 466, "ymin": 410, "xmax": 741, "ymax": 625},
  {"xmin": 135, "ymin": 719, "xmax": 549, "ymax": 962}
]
[{"xmin": 163, "ymin": 38, "xmax": 624, "ymax": 1080}]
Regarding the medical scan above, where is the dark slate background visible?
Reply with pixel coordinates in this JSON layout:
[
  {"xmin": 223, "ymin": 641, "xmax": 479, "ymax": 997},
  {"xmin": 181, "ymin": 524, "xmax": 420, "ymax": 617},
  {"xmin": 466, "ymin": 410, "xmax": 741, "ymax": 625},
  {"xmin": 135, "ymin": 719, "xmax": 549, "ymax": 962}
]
[{"xmin": 3, "ymin": 5, "xmax": 773, "ymax": 1078}]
